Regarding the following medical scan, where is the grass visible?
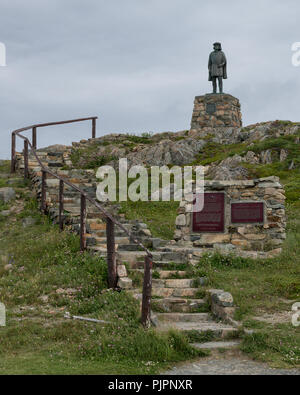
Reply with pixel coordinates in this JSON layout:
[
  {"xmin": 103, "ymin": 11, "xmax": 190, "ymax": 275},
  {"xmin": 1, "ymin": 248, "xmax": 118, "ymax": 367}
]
[
  {"xmin": 0, "ymin": 172, "xmax": 205, "ymax": 374},
  {"xmin": 119, "ymin": 200, "xmax": 179, "ymax": 240},
  {"xmin": 193, "ymin": 141, "xmax": 248, "ymax": 166},
  {"xmin": 241, "ymin": 327, "xmax": 300, "ymax": 367},
  {"xmin": 70, "ymin": 144, "xmax": 117, "ymax": 169}
]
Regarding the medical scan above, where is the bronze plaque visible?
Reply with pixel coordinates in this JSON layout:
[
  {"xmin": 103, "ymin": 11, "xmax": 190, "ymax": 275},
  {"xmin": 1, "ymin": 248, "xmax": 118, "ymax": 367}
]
[
  {"xmin": 231, "ymin": 202, "xmax": 264, "ymax": 224},
  {"xmin": 206, "ymin": 103, "xmax": 216, "ymax": 114},
  {"xmin": 193, "ymin": 193, "xmax": 225, "ymax": 233}
]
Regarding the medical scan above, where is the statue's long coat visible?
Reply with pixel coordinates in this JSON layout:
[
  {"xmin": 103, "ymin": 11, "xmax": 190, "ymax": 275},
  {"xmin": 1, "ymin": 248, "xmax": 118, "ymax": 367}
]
[{"xmin": 208, "ymin": 50, "xmax": 227, "ymax": 80}]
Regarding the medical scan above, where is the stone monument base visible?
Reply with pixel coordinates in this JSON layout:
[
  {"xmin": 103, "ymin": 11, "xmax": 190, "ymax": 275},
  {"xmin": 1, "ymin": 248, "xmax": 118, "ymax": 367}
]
[{"xmin": 190, "ymin": 93, "xmax": 242, "ymax": 130}]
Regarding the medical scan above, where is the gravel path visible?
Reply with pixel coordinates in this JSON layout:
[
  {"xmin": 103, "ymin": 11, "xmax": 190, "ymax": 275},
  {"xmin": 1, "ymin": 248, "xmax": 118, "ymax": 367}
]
[{"xmin": 165, "ymin": 354, "xmax": 300, "ymax": 375}]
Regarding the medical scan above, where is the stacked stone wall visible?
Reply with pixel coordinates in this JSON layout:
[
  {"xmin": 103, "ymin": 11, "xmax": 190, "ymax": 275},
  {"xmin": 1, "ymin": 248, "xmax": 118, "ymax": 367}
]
[{"xmin": 175, "ymin": 177, "xmax": 286, "ymax": 258}]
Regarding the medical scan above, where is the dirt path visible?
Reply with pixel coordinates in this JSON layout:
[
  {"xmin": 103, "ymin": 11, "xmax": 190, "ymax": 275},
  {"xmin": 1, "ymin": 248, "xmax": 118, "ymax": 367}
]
[{"xmin": 165, "ymin": 350, "xmax": 300, "ymax": 375}]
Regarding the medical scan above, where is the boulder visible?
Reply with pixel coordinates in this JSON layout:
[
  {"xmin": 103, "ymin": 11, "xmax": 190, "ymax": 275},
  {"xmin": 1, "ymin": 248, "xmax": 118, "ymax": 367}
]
[
  {"xmin": 175, "ymin": 214, "xmax": 186, "ymax": 226},
  {"xmin": 211, "ymin": 291, "xmax": 234, "ymax": 307},
  {"xmin": 126, "ymin": 138, "xmax": 206, "ymax": 167},
  {"xmin": 208, "ymin": 155, "xmax": 249, "ymax": 180},
  {"xmin": 280, "ymin": 149, "xmax": 288, "ymax": 162},
  {"xmin": 22, "ymin": 217, "xmax": 37, "ymax": 227},
  {"xmin": 0, "ymin": 187, "xmax": 16, "ymax": 203},
  {"xmin": 117, "ymin": 277, "xmax": 133, "ymax": 289},
  {"xmin": 244, "ymin": 151, "xmax": 260, "ymax": 164},
  {"xmin": 117, "ymin": 265, "xmax": 127, "ymax": 278},
  {"xmin": 260, "ymin": 150, "xmax": 272, "ymax": 164}
]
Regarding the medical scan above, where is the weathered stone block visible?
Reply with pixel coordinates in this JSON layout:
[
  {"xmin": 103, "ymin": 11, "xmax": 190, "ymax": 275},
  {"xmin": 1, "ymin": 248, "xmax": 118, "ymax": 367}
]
[
  {"xmin": 175, "ymin": 214, "xmax": 186, "ymax": 226},
  {"xmin": 197, "ymin": 234, "xmax": 231, "ymax": 245},
  {"xmin": 117, "ymin": 277, "xmax": 132, "ymax": 289},
  {"xmin": 212, "ymin": 291, "xmax": 234, "ymax": 307},
  {"xmin": 117, "ymin": 265, "xmax": 127, "ymax": 278},
  {"xmin": 0, "ymin": 187, "xmax": 16, "ymax": 203}
]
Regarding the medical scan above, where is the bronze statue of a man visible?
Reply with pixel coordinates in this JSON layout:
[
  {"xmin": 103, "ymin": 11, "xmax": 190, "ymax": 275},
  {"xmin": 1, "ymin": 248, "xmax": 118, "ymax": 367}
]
[{"xmin": 208, "ymin": 42, "xmax": 227, "ymax": 94}]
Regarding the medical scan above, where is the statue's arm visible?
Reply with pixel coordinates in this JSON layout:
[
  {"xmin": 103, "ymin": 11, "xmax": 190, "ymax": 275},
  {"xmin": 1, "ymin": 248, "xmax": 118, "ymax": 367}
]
[
  {"xmin": 218, "ymin": 53, "xmax": 227, "ymax": 68},
  {"xmin": 208, "ymin": 54, "xmax": 212, "ymax": 69}
]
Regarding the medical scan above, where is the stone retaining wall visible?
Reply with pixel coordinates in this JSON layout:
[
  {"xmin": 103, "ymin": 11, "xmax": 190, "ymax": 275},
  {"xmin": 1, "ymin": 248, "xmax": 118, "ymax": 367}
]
[{"xmin": 174, "ymin": 177, "xmax": 286, "ymax": 258}]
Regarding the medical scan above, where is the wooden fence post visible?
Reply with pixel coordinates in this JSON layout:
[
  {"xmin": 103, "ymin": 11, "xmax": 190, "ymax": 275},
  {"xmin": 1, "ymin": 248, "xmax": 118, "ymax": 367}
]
[
  {"xmin": 106, "ymin": 217, "xmax": 117, "ymax": 288},
  {"xmin": 141, "ymin": 255, "xmax": 152, "ymax": 328},
  {"xmin": 24, "ymin": 140, "xmax": 29, "ymax": 179},
  {"xmin": 11, "ymin": 133, "xmax": 16, "ymax": 173},
  {"xmin": 59, "ymin": 180, "xmax": 64, "ymax": 231},
  {"xmin": 32, "ymin": 127, "xmax": 37, "ymax": 150},
  {"xmin": 41, "ymin": 170, "xmax": 46, "ymax": 213},
  {"xmin": 80, "ymin": 194, "xmax": 86, "ymax": 252},
  {"xmin": 92, "ymin": 118, "xmax": 96, "ymax": 139}
]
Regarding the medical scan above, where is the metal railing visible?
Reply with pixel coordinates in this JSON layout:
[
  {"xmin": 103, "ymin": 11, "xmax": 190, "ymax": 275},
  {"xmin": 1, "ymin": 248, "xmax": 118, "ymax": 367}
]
[{"xmin": 11, "ymin": 117, "xmax": 153, "ymax": 327}]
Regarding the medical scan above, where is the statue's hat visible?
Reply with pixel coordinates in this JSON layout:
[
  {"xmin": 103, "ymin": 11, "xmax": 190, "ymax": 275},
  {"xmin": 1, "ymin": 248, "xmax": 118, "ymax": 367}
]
[{"xmin": 213, "ymin": 42, "xmax": 222, "ymax": 48}]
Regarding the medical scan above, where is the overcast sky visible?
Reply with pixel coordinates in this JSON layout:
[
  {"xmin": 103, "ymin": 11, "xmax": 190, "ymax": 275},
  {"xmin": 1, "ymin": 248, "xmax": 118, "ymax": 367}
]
[{"xmin": 0, "ymin": 0, "xmax": 300, "ymax": 158}]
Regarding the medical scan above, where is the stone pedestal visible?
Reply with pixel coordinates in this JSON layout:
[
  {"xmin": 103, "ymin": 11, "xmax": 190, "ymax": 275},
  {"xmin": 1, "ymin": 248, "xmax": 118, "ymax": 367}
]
[{"xmin": 190, "ymin": 94, "xmax": 242, "ymax": 130}]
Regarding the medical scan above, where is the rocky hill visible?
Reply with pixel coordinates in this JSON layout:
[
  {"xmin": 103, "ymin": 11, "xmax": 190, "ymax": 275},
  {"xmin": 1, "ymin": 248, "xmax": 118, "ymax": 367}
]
[{"xmin": 68, "ymin": 120, "xmax": 300, "ymax": 204}]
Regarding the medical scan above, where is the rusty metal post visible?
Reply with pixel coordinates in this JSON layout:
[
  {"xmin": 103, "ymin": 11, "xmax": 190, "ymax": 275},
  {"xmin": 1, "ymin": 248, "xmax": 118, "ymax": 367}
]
[
  {"xmin": 11, "ymin": 133, "xmax": 16, "ymax": 173},
  {"xmin": 41, "ymin": 170, "xmax": 46, "ymax": 213},
  {"xmin": 32, "ymin": 127, "xmax": 37, "ymax": 150},
  {"xmin": 92, "ymin": 118, "xmax": 96, "ymax": 139},
  {"xmin": 24, "ymin": 140, "xmax": 29, "ymax": 179},
  {"xmin": 141, "ymin": 255, "xmax": 152, "ymax": 328},
  {"xmin": 80, "ymin": 194, "xmax": 86, "ymax": 252},
  {"xmin": 59, "ymin": 180, "xmax": 64, "ymax": 231},
  {"xmin": 106, "ymin": 217, "xmax": 117, "ymax": 288}
]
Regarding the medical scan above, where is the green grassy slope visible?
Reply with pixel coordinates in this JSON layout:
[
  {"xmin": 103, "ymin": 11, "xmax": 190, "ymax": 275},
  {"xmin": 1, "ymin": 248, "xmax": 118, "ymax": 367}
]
[{"xmin": 0, "ymin": 161, "xmax": 205, "ymax": 374}]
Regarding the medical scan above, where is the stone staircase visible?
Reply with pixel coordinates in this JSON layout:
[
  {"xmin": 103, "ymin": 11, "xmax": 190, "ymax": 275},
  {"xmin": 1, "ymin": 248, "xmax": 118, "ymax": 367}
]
[{"xmin": 15, "ymin": 144, "xmax": 240, "ymax": 342}]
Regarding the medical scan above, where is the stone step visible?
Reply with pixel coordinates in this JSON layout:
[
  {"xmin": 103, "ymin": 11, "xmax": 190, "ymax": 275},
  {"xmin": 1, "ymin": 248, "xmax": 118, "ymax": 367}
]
[
  {"xmin": 152, "ymin": 287, "xmax": 200, "ymax": 298},
  {"xmin": 117, "ymin": 244, "xmax": 145, "ymax": 252},
  {"xmin": 90, "ymin": 229, "xmax": 129, "ymax": 237},
  {"xmin": 159, "ymin": 252, "xmax": 187, "ymax": 262},
  {"xmin": 131, "ymin": 261, "xmax": 188, "ymax": 270},
  {"xmin": 191, "ymin": 340, "xmax": 241, "ymax": 350},
  {"xmin": 152, "ymin": 279, "xmax": 195, "ymax": 288},
  {"xmin": 156, "ymin": 321, "xmax": 237, "ymax": 337},
  {"xmin": 62, "ymin": 206, "xmax": 103, "ymax": 216},
  {"xmin": 87, "ymin": 246, "xmax": 107, "ymax": 254},
  {"xmin": 92, "ymin": 236, "xmax": 131, "ymax": 245},
  {"xmin": 116, "ymin": 251, "xmax": 148, "ymax": 263},
  {"xmin": 129, "ymin": 269, "xmax": 188, "ymax": 279},
  {"xmin": 88, "ymin": 223, "xmax": 131, "ymax": 232},
  {"xmin": 151, "ymin": 298, "xmax": 206, "ymax": 313},
  {"xmin": 88, "ymin": 249, "xmax": 151, "ymax": 263},
  {"xmin": 156, "ymin": 313, "xmax": 210, "ymax": 323}
]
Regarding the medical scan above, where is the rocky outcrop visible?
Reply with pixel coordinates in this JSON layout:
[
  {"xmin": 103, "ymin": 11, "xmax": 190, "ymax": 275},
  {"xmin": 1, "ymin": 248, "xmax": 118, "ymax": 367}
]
[
  {"xmin": 67, "ymin": 120, "xmax": 299, "ymax": 170},
  {"xmin": 207, "ymin": 155, "xmax": 249, "ymax": 180},
  {"xmin": 123, "ymin": 138, "xmax": 206, "ymax": 167}
]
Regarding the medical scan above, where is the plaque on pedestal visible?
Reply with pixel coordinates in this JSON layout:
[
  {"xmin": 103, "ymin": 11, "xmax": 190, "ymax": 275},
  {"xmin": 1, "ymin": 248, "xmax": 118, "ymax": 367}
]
[
  {"xmin": 192, "ymin": 193, "xmax": 225, "ymax": 233},
  {"xmin": 231, "ymin": 202, "xmax": 264, "ymax": 224}
]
